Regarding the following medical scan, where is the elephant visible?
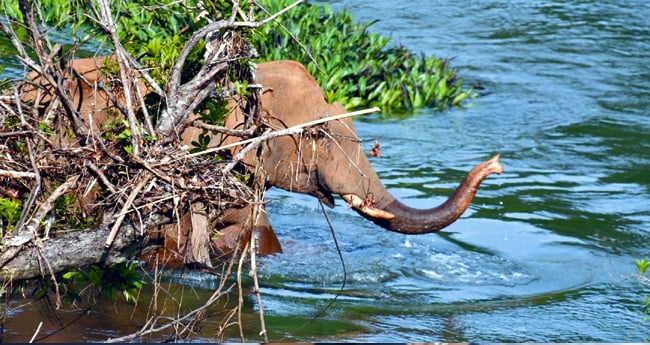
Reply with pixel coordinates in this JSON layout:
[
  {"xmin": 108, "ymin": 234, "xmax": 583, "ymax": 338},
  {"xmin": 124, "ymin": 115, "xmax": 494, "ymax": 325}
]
[
  {"xmin": 195, "ymin": 60, "xmax": 503, "ymax": 256},
  {"xmin": 23, "ymin": 57, "xmax": 503, "ymax": 266}
]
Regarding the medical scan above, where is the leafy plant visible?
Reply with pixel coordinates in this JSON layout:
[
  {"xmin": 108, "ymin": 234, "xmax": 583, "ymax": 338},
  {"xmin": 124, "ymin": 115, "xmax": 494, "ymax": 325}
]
[
  {"xmin": 38, "ymin": 121, "xmax": 55, "ymax": 135},
  {"xmin": 44, "ymin": 190, "xmax": 96, "ymax": 232},
  {"xmin": 234, "ymin": 80, "xmax": 250, "ymax": 97},
  {"xmin": 639, "ymin": 259, "xmax": 650, "ymax": 276},
  {"xmin": 190, "ymin": 131, "xmax": 213, "ymax": 153},
  {"xmin": 6, "ymin": 0, "xmax": 472, "ymax": 117},
  {"xmin": 63, "ymin": 261, "xmax": 144, "ymax": 303},
  {"xmin": 196, "ymin": 97, "xmax": 232, "ymax": 125},
  {"xmin": 233, "ymin": 171, "xmax": 251, "ymax": 184},
  {"xmin": 190, "ymin": 98, "xmax": 232, "ymax": 153},
  {"xmin": 0, "ymin": 197, "xmax": 21, "ymax": 233},
  {"xmin": 253, "ymin": 0, "xmax": 475, "ymax": 114}
]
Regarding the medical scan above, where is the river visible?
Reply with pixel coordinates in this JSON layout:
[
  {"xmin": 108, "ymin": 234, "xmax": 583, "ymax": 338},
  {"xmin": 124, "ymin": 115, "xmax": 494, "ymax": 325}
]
[{"xmin": 2, "ymin": 0, "xmax": 649, "ymax": 342}]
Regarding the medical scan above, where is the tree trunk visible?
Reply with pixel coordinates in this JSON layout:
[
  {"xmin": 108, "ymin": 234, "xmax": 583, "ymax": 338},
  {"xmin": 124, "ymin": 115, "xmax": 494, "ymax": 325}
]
[{"xmin": 0, "ymin": 216, "xmax": 168, "ymax": 281}]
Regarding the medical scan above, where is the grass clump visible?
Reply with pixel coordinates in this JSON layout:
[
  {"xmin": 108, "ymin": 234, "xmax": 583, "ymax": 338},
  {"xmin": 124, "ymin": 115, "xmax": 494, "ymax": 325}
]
[{"xmin": 253, "ymin": 0, "xmax": 475, "ymax": 114}]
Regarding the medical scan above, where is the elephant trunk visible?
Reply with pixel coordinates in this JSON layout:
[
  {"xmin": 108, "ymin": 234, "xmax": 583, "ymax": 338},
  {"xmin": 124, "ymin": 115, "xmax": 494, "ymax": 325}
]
[{"xmin": 341, "ymin": 155, "xmax": 503, "ymax": 234}]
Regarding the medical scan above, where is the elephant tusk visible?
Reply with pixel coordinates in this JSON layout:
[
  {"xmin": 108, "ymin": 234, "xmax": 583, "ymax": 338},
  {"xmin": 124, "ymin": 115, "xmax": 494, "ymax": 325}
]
[{"xmin": 342, "ymin": 194, "xmax": 396, "ymax": 220}]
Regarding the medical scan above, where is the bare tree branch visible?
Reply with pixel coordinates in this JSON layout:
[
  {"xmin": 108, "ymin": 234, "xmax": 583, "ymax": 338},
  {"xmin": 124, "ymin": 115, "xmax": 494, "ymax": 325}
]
[
  {"xmin": 0, "ymin": 169, "xmax": 37, "ymax": 179},
  {"xmin": 191, "ymin": 119, "xmax": 255, "ymax": 137},
  {"xmin": 23, "ymin": 175, "xmax": 80, "ymax": 238},
  {"xmin": 157, "ymin": 0, "xmax": 304, "ymax": 136},
  {"xmin": 17, "ymin": 0, "xmax": 89, "ymax": 142},
  {"xmin": 91, "ymin": 0, "xmax": 142, "ymax": 155}
]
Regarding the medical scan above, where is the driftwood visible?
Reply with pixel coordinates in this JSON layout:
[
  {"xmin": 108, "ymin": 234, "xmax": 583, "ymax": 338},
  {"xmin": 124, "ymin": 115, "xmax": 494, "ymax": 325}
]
[{"xmin": 0, "ymin": 214, "xmax": 169, "ymax": 281}]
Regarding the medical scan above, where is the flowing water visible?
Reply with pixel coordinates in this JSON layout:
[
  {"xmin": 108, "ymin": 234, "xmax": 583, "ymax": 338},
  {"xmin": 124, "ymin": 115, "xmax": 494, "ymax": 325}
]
[{"xmin": 2, "ymin": 0, "xmax": 650, "ymax": 342}]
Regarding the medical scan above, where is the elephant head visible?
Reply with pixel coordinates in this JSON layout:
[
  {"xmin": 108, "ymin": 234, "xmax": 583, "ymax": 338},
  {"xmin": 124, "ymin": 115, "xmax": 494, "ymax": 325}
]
[{"xmin": 226, "ymin": 60, "xmax": 503, "ymax": 235}]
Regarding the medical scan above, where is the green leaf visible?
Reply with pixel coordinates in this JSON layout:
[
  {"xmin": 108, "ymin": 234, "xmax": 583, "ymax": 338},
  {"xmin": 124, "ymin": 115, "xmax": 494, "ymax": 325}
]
[
  {"xmin": 638, "ymin": 259, "xmax": 649, "ymax": 275},
  {"xmin": 116, "ymin": 129, "xmax": 131, "ymax": 140},
  {"xmin": 147, "ymin": 37, "xmax": 163, "ymax": 56},
  {"xmin": 62, "ymin": 271, "xmax": 78, "ymax": 280},
  {"xmin": 38, "ymin": 122, "xmax": 55, "ymax": 135},
  {"xmin": 87, "ymin": 265, "xmax": 102, "ymax": 285},
  {"xmin": 34, "ymin": 287, "xmax": 48, "ymax": 299},
  {"xmin": 452, "ymin": 91, "xmax": 470, "ymax": 105},
  {"xmin": 412, "ymin": 90, "xmax": 423, "ymax": 109},
  {"xmin": 5, "ymin": 0, "xmax": 24, "ymax": 21},
  {"xmin": 235, "ymin": 80, "xmax": 249, "ymax": 96},
  {"xmin": 0, "ymin": 197, "xmax": 22, "ymax": 225}
]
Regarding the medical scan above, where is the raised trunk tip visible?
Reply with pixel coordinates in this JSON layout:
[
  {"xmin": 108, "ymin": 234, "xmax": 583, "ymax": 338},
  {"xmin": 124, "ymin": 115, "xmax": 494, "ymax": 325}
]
[
  {"xmin": 342, "ymin": 194, "xmax": 395, "ymax": 219},
  {"xmin": 349, "ymin": 155, "xmax": 503, "ymax": 234}
]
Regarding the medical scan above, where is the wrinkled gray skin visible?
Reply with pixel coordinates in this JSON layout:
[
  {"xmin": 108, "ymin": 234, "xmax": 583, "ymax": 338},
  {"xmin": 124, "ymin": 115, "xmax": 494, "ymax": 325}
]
[{"xmin": 216, "ymin": 60, "xmax": 503, "ymax": 255}]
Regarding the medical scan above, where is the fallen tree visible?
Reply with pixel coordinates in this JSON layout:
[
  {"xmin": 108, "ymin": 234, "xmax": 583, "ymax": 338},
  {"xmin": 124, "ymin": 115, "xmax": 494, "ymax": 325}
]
[
  {"xmin": 0, "ymin": 0, "xmax": 286, "ymax": 279},
  {"xmin": 0, "ymin": 213, "xmax": 167, "ymax": 281},
  {"xmin": 0, "ymin": 0, "xmax": 299, "ymax": 340}
]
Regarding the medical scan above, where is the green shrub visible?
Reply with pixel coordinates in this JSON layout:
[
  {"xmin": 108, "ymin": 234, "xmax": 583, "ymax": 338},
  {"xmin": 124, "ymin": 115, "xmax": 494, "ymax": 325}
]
[
  {"xmin": 0, "ymin": 197, "xmax": 21, "ymax": 234},
  {"xmin": 4, "ymin": 0, "xmax": 472, "ymax": 115},
  {"xmin": 62, "ymin": 261, "xmax": 144, "ymax": 303},
  {"xmin": 252, "ymin": 0, "xmax": 475, "ymax": 114}
]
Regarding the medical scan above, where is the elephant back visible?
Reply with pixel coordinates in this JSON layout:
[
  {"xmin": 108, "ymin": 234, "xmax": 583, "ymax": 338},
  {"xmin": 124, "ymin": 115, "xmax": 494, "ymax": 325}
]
[{"xmin": 23, "ymin": 57, "xmax": 148, "ymax": 146}]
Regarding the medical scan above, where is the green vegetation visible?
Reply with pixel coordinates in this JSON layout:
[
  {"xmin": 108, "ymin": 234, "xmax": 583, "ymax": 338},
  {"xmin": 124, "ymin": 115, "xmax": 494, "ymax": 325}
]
[
  {"xmin": 637, "ymin": 259, "xmax": 650, "ymax": 341},
  {"xmin": 3, "ymin": 0, "xmax": 472, "ymax": 115},
  {"xmin": 253, "ymin": 0, "xmax": 474, "ymax": 114},
  {"xmin": 190, "ymin": 98, "xmax": 232, "ymax": 154},
  {"xmin": 62, "ymin": 261, "xmax": 144, "ymax": 303},
  {"xmin": 28, "ymin": 262, "xmax": 144, "ymax": 305},
  {"xmin": 2, "ymin": 0, "xmax": 248, "ymax": 104},
  {"xmin": 0, "ymin": 197, "xmax": 21, "ymax": 235}
]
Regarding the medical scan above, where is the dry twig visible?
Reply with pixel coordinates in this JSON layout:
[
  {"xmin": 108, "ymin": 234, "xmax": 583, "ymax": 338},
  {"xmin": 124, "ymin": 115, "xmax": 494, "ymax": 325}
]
[
  {"xmin": 187, "ymin": 107, "xmax": 379, "ymax": 160},
  {"xmin": 105, "ymin": 173, "xmax": 152, "ymax": 248},
  {"xmin": 23, "ymin": 175, "xmax": 80, "ymax": 238}
]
